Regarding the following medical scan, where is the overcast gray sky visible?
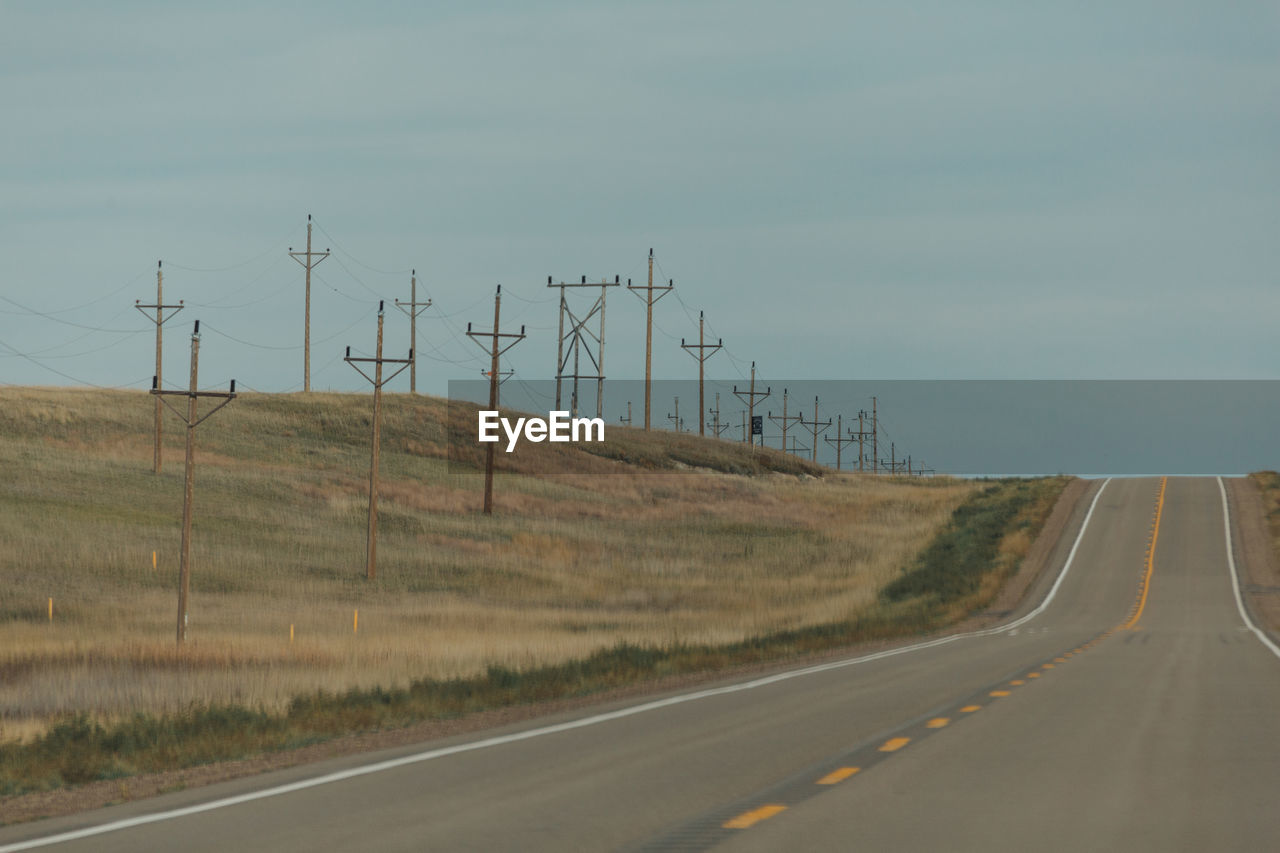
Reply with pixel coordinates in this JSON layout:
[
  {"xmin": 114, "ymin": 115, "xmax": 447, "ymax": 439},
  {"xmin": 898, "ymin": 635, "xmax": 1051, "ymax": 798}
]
[{"xmin": 2, "ymin": 1, "xmax": 1278, "ymax": 398}]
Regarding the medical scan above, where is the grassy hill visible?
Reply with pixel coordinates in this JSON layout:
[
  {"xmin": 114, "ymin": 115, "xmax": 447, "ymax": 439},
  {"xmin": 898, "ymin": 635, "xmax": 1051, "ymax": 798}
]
[{"xmin": 0, "ymin": 386, "xmax": 1066, "ymax": 796}]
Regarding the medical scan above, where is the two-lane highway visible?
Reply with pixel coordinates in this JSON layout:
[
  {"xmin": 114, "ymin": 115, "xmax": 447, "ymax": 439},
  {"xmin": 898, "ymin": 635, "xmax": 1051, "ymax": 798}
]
[{"xmin": 3, "ymin": 477, "xmax": 1277, "ymax": 852}]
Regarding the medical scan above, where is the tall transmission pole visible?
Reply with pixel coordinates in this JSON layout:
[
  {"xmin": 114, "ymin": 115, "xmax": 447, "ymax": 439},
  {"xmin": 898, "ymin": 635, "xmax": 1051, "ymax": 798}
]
[
  {"xmin": 626, "ymin": 249, "xmax": 673, "ymax": 430},
  {"xmin": 151, "ymin": 320, "xmax": 236, "ymax": 646},
  {"xmin": 620, "ymin": 401, "xmax": 632, "ymax": 426},
  {"xmin": 288, "ymin": 214, "xmax": 330, "ymax": 393},
  {"xmin": 768, "ymin": 388, "xmax": 802, "ymax": 454},
  {"xmin": 345, "ymin": 302, "xmax": 412, "ymax": 581},
  {"xmin": 548, "ymin": 274, "xmax": 618, "ymax": 417},
  {"xmin": 854, "ymin": 409, "xmax": 872, "ymax": 472},
  {"xmin": 467, "ymin": 286, "xmax": 526, "ymax": 515},
  {"xmin": 798, "ymin": 396, "xmax": 832, "ymax": 464},
  {"xmin": 680, "ymin": 310, "xmax": 721, "ymax": 437},
  {"xmin": 135, "ymin": 260, "xmax": 183, "ymax": 474},
  {"xmin": 732, "ymin": 361, "xmax": 771, "ymax": 448},
  {"xmin": 824, "ymin": 414, "xmax": 857, "ymax": 471},
  {"xmin": 394, "ymin": 270, "xmax": 431, "ymax": 393}
]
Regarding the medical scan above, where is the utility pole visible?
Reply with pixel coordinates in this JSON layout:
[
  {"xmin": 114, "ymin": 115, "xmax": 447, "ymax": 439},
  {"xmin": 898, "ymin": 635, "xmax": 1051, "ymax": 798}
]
[
  {"xmin": 345, "ymin": 302, "xmax": 412, "ymax": 581},
  {"xmin": 732, "ymin": 361, "xmax": 771, "ymax": 448},
  {"xmin": 667, "ymin": 397, "xmax": 682, "ymax": 432},
  {"xmin": 854, "ymin": 409, "xmax": 872, "ymax": 472},
  {"xmin": 288, "ymin": 214, "xmax": 330, "ymax": 393},
  {"xmin": 708, "ymin": 392, "xmax": 730, "ymax": 438},
  {"xmin": 548, "ymin": 274, "xmax": 618, "ymax": 417},
  {"xmin": 151, "ymin": 320, "xmax": 235, "ymax": 646},
  {"xmin": 394, "ymin": 270, "xmax": 431, "ymax": 393},
  {"xmin": 135, "ymin": 260, "xmax": 183, "ymax": 474},
  {"xmin": 824, "ymin": 414, "xmax": 857, "ymax": 471},
  {"xmin": 467, "ymin": 286, "xmax": 526, "ymax": 515},
  {"xmin": 799, "ymin": 396, "xmax": 832, "ymax": 464},
  {"xmin": 626, "ymin": 249, "xmax": 673, "ymax": 430},
  {"xmin": 680, "ymin": 311, "xmax": 721, "ymax": 437},
  {"xmin": 871, "ymin": 396, "xmax": 879, "ymax": 475},
  {"xmin": 620, "ymin": 401, "xmax": 632, "ymax": 426},
  {"xmin": 768, "ymin": 388, "xmax": 802, "ymax": 454}
]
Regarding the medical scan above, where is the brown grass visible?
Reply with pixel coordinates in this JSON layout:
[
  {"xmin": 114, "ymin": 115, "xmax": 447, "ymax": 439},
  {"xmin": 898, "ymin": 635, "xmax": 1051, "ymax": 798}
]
[{"xmin": 0, "ymin": 386, "xmax": 979, "ymax": 742}]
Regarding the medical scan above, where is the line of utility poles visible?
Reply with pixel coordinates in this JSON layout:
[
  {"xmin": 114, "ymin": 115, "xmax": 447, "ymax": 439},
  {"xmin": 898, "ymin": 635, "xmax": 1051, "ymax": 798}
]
[
  {"xmin": 825, "ymin": 414, "xmax": 857, "ymax": 471},
  {"xmin": 135, "ymin": 260, "xmax": 183, "ymax": 474},
  {"xmin": 626, "ymin": 250, "xmax": 673, "ymax": 430},
  {"xmin": 289, "ymin": 215, "xmax": 330, "ymax": 393},
  {"xmin": 394, "ymin": 270, "xmax": 430, "ymax": 394},
  {"xmin": 345, "ymin": 302, "xmax": 412, "ymax": 580},
  {"xmin": 680, "ymin": 310, "xmax": 721, "ymax": 437},
  {"xmin": 467, "ymin": 285, "xmax": 525, "ymax": 515},
  {"xmin": 151, "ymin": 320, "xmax": 236, "ymax": 646}
]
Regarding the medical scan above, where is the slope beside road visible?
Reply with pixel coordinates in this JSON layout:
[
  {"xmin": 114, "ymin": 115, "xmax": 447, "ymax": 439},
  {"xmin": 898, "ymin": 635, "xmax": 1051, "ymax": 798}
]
[{"xmin": 2, "ymin": 477, "xmax": 1278, "ymax": 852}]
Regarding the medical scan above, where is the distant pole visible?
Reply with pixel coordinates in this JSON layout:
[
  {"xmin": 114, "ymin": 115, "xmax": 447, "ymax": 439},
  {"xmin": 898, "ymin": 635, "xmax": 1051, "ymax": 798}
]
[
  {"xmin": 152, "ymin": 320, "xmax": 236, "ymax": 646},
  {"xmin": 732, "ymin": 361, "xmax": 770, "ymax": 448},
  {"xmin": 667, "ymin": 397, "xmax": 681, "ymax": 432},
  {"xmin": 825, "ymin": 414, "xmax": 857, "ymax": 471},
  {"xmin": 289, "ymin": 214, "xmax": 330, "ymax": 393},
  {"xmin": 627, "ymin": 250, "xmax": 673, "ymax": 430},
  {"xmin": 135, "ymin": 260, "xmax": 183, "ymax": 474},
  {"xmin": 467, "ymin": 286, "xmax": 526, "ymax": 514},
  {"xmin": 620, "ymin": 401, "xmax": 632, "ymax": 425},
  {"xmin": 799, "ymin": 396, "xmax": 832, "ymax": 464},
  {"xmin": 769, "ymin": 388, "xmax": 802, "ymax": 453},
  {"xmin": 394, "ymin": 270, "xmax": 431, "ymax": 394},
  {"xmin": 872, "ymin": 396, "xmax": 879, "ymax": 475},
  {"xmin": 344, "ymin": 302, "xmax": 412, "ymax": 580},
  {"xmin": 548, "ymin": 275, "xmax": 617, "ymax": 417},
  {"xmin": 680, "ymin": 311, "xmax": 721, "ymax": 437},
  {"xmin": 857, "ymin": 410, "xmax": 867, "ymax": 472}
]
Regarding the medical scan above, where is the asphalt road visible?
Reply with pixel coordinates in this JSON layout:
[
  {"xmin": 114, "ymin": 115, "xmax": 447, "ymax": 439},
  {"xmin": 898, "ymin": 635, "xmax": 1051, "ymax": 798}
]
[{"xmin": 4, "ymin": 476, "xmax": 1278, "ymax": 852}]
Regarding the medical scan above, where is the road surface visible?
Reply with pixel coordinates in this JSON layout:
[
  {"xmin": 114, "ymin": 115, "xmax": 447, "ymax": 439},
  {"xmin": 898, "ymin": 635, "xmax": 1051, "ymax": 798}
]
[{"xmin": 3, "ymin": 476, "xmax": 1278, "ymax": 851}]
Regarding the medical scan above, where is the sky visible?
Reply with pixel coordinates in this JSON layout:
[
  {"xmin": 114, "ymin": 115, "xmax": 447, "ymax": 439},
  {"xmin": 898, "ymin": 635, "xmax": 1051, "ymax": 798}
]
[{"xmin": 2, "ymin": 3, "xmax": 1278, "ymax": 444}]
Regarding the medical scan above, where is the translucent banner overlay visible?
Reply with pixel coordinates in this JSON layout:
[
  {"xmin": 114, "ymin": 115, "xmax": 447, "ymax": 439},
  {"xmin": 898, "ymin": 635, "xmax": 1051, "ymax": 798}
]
[{"xmin": 447, "ymin": 380, "xmax": 1280, "ymax": 476}]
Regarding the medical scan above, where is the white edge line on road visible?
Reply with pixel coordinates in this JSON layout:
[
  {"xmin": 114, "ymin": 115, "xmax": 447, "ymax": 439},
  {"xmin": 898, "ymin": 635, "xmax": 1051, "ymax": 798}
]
[
  {"xmin": 0, "ymin": 478, "xmax": 1112, "ymax": 852},
  {"xmin": 1217, "ymin": 476, "xmax": 1280, "ymax": 660}
]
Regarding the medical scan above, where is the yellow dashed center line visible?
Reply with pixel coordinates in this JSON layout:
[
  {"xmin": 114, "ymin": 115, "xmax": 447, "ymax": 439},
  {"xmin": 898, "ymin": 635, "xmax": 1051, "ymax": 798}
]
[
  {"xmin": 1027, "ymin": 672, "xmax": 1040, "ymax": 678},
  {"xmin": 1009, "ymin": 679, "xmax": 1025, "ymax": 686},
  {"xmin": 926, "ymin": 717, "xmax": 950, "ymax": 728},
  {"xmin": 989, "ymin": 690, "xmax": 1011, "ymax": 697},
  {"xmin": 960, "ymin": 705, "xmax": 981, "ymax": 713},
  {"xmin": 1123, "ymin": 476, "xmax": 1166, "ymax": 630},
  {"xmin": 816, "ymin": 767, "xmax": 860, "ymax": 785},
  {"xmin": 1042, "ymin": 663, "xmax": 1055, "ymax": 669},
  {"xmin": 878, "ymin": 737, "xmax": 911, "ymax": 752},
  {"xmin": 723, "ymin": 804, "xmax": 787, "ymax": 829}
]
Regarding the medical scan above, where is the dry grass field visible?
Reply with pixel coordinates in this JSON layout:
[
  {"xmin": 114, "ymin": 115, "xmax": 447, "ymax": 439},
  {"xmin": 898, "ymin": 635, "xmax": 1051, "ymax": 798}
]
[{"xmin": 0, "ymin": 386, "xmax": 988, "ymax": 746}]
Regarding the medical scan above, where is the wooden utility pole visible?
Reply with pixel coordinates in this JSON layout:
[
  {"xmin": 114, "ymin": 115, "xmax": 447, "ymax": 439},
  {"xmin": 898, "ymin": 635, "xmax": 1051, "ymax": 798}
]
[
  {"xmin": 135, "ymin": 260, "xmax": 183, "ymax": 474},
  {"xmin": 679, "ymin": 311, "xmax": 721, "ymax": 437},
  {"xmin": 732, "ymin": 361, "xmax": 770, "ymax": 448},
  {"xmin": 467, "ymin": 286, "xmax": 526, "ymax": 514},
  {"xmin": 799, "ymin": 396, "xmax": 832, "ymax": 463},
  {"xmin": 667, "ymin": 397, "xmax": 682, "ymax": 432},
  {"xmin": 872, "ymin": 396, "xmax": 879, "ymax": 474},
  {"xmin": 824, "ymin": 414, "xmax": 857, "ymax": 471},
  {"xmin": 394, "ymin": 270, "xmax": 431, "ymax": 393},
  {"xmin": 626, "ymin": 249, "xmax": 673, "ymax": 430},
  {"xmin": 288, "ymin": 214, "xmax": 330, "ymax": 393},
  {"xmin": 345, "ymin": 302, "xmax": 412, "ymax": 580},
  {"xmin": 707, "ymin": 392, "xmax": 730, "ymax": 438},
  {"xmin": 620, "ymin": 401, "xmax": 632, "ymax": 426},
  {"xmin": 481, "ymin": 366, "xmax": 514, "ymax": 386},
  {"xmin": 768, "ymin": 388, "xmax": 802, "ymax": 454},
  {"xmin": 151, "ymin": 321, "xmax": 235, "ymax": 646},
  {"xmin": 854, "ymin": 409, "xmax": 872, "ymax": 472},
  {"xmin": 549, "ymin": 275, "xmax": 617, "ymax": 418}
]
